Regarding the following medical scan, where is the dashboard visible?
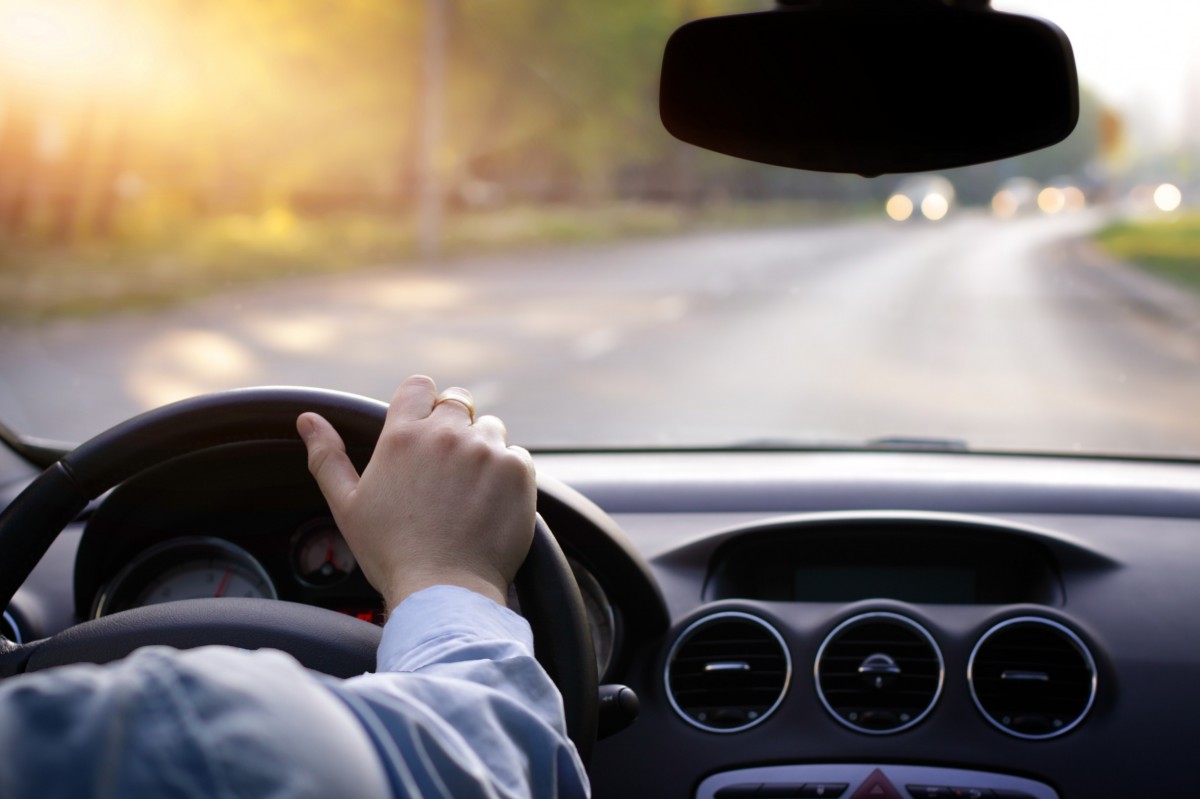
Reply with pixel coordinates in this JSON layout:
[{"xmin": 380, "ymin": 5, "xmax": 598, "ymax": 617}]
[{"xmin": 5, "ymin": 444, "xmax": 1200, "ymax": 797}]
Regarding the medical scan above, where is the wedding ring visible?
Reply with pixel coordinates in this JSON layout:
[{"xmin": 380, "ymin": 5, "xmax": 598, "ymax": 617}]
[{"xmin": 433, "ymin": 387, "xmax": 476, "ymax": 422}]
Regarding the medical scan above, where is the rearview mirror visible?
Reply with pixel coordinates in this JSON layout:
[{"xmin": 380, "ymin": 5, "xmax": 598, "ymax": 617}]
[{"xmin": 660, "ymin": 2, "xmax": 1079, "ymax": 176}]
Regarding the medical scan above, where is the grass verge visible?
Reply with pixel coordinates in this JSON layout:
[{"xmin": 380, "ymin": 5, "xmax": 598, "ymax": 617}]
[{"xmin": 1094, "ymin": 213, "xmax": 1200, "ymax": 293}]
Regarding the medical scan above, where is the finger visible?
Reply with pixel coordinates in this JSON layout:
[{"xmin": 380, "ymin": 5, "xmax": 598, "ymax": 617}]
[
  {"xmin": 429, "ymin": 385, "xmax": 476, "ymax": 424},
  {"xmin": 473, "ymin": 414, "xmax": 508, "ymax": 445},
  {"xmin": 385, "ymin": 375, "xmax": 438, "ymax": 425},
  {"xmin": 506, "ymin": 444, "xmax": 536, "ymax": 478},
  {"xmin": 297, "ymin": 412, "xmax": 361, "ymax": 514}
]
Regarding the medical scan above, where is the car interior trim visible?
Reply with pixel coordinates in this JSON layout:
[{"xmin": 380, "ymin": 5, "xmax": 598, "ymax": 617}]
[
  {"xmin": 695, "ymin": 763, "xmax": 1058, "ymax": 799},
  {"xmin": 1, "ymin": 610, "xmax": 22, "ymax": 645}
]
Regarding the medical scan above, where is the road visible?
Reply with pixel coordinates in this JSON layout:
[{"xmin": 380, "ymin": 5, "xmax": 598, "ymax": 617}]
[{"xmin": 3, "ymin": 210, "xmax": 1200, "ymax": 457}]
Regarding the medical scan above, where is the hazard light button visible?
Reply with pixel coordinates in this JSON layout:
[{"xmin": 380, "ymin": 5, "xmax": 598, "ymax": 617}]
[{"xmin": 848, "ymin": 769, "xmax": 903, "ymax": 799}]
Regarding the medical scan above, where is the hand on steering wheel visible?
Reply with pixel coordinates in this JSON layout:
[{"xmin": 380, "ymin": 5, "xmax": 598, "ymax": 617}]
[
  {"xmin": 298, "ymin": 376, "xmax": 535, "ymax": 611},
  {"xmin": 0, "ymin": 385, "xmax": 597, "ymax": 762}
]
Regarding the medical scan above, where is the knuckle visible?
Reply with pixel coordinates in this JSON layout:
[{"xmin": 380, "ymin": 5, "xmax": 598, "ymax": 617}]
[
  {"xmin": 381, "ymin": 424, "xmax": 418, "ymax": 450},
  {"xmin": 311, "ymin": 449, "xmax": 343, "ymax": 483},
  {"xmin": 504, "ymin": 445, "xmax": 535, "ymax": 475},
  {"xmin": 477, "ymin": 414, "xmax": 507, "ymax": 436},
  {"xmin": 428, "ymin": 424, "xmax": 464, "ymax": 454},
  {"xmin": 460, "ymin": 436, "xmax": 495, "ymax": 465},
  {"xmin": 497, "ymin": 448, "xmax": 536, "ymax": 486},
  {"xmin": 306, "ymin": 443, "xmax": 328, "ymax": 474}
]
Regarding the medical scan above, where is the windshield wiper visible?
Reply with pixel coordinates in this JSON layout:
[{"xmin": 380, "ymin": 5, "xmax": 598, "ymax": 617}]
[
  {"xmin": 725, "ymin": 435, "xmax": 969, "ymax": 452},
  {"xmin": 865, "ymin": 436, "xmax": 969, "ymax": 452}
]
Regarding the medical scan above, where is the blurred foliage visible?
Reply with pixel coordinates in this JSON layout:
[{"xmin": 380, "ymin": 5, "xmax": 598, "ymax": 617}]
[
  {"xmin": 0, "ymin": 0, "xmax": 692, "ymax": 238},
  {"xmin": 1096, "ymin": 214, "xmax": 1200, "ymax": 292}
]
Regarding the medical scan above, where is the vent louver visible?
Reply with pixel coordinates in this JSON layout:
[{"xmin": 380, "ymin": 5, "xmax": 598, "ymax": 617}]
[
  {"xmin": 969, "ymin": 617, "xmax": 1097, "ymax": 739},
  {"xmin": 815, "ymin": 612, "xmax": 944, "ymax": 734},
  {"xmin": 665, "ymin": 612, "xmax": 791, "ymax": 732}
]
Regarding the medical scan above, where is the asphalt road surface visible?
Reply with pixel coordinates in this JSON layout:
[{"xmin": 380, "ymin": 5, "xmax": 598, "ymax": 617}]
[{"xmin": 3, "ymin": 210, "xmax": 1199, "ymax": 457}]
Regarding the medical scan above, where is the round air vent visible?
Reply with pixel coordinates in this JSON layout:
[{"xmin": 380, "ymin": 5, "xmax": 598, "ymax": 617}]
[
  {"xmin": 815, "ymin": 612, "xmax": 943, "ymax": 734},
  {"xmin": 665, "ymin": 611, "xmax": 791, "ymax": 732},
  {"xmin": 969, "ymin": 616, "xmax": 1097, "ymax": 739}
]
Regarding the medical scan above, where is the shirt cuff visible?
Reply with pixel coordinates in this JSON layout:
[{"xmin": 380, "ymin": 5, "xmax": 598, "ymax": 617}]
[{"xmin": 377, "ymin": 585, "xmax": 534, "ymax": 673}]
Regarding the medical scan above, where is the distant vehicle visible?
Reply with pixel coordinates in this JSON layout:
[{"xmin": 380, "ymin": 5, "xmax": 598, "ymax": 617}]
[
  {"xmin": 885, "ymin": 175, "xmax": 956, "ymax": 221},
  {"xmin": 1125, "ymin": 182, "xmax": 1184, "ymax": 213},
  {"xmin": 1040, "ymin": 176, "xmax": 1087, "ymax": 214},
  {"xmin": 990, "ymin": 177, "xmax": 1041, "ymax": 217}
]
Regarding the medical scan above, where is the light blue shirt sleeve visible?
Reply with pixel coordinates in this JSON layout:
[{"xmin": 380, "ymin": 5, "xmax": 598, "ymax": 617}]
[
  {"xmin": 336, "ymin": 585, "xmax": 591, "ymax": 799},
  {"xmin": 0, "ymin": 586, "xmax": 591, "ymax": 799}
]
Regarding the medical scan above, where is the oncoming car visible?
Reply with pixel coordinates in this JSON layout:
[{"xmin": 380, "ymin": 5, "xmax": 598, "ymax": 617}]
[
  {"xmin": 990, "ymin": 177, "xmax": 1041, "ymax": 217},
  {"xmin": 885, "ymin": 176, "xmax": 956, "ymax": 222},
  {"xmin": 2, "ymin": 1, "xmax": 1200, "ymax": 797}
]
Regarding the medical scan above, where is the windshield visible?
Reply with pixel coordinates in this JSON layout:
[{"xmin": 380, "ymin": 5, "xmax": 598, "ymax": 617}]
[{"xmin": 0, "ymin": 0, "xmax": 1198, "ymax": 457}]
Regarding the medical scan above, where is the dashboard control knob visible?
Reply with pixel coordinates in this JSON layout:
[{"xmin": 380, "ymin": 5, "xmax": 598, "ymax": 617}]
[{"xmin": 597, "ymin": 684, "xmax": 640, "ymax": 739}]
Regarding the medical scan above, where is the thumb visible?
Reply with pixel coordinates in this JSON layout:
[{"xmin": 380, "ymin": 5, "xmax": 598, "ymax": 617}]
[{"xmin": 297, "ymin": 412, "xmax": 360, "ymax": 514}]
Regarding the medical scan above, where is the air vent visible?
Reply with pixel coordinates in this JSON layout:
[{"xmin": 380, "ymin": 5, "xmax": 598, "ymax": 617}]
[
  {"xmin": 665, "ymin": 611, "xmax": 791, "ymax": 732},
  {"xmin": 815, "ymin": 612, "xmax": 943, "ymax": 734},
  {"xmin": 969, "ymin": 616, "xmax": 1097, "ymax": 739}
]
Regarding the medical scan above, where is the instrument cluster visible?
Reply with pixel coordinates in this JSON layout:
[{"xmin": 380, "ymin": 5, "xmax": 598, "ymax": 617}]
[
  {"xmin": 92, "ymin": 518, "xmax": 363, "ymax": 618},
  {"xmin": 90, "ymin": 516, "xmax": 617, "ymax": 676}
]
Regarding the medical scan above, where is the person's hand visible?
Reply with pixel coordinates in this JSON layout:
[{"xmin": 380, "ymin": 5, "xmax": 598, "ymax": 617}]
[{"xmin": 296, "ymin": 375, "xmax": 536, "ymax": 610}]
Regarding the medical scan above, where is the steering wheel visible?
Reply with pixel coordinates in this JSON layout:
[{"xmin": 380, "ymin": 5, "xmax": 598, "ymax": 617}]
[{"xmin": 0, "ymin": 387, "xmax": 597, "ymax": 762}]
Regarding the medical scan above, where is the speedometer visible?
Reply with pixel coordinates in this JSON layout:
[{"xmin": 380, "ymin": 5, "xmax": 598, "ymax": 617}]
[
  {"xmin": 93, "ymin": 537, "xmax": 277, "ymax": 617},
  {"xmin": 136, "ymin": 559, "xmax": 274, "ymax": 606}
]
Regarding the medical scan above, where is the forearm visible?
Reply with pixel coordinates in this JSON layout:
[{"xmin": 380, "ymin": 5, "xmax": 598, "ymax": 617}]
[
  {"xmin": 0, "ymin": 588, "xmax": 587, "ymax": 799},
  {"xmin": 337, "ymin": 585, "xmax": 590, "ymax": 799},
  {"xmin": 0, "ymin": 646, "xmax": 392, "ymax": 799}
]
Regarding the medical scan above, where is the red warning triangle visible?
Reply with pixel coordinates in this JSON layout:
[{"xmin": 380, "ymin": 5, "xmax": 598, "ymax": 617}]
[{"xmin": 848, "ymin": 769, "xmax": 903, "ymax": 799}]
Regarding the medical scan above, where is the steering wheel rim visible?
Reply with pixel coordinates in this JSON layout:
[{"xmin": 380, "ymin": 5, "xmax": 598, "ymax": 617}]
[{"xmin": 0, "ymin": 387, "xmax": 597, "ymax": 761}]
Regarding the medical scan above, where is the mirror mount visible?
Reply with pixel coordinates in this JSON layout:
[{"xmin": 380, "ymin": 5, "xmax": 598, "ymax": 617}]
[
  {"xmin": 660, "ymin": 1, "xmax": 1078, "ymax": 176},
  {"xmin": 776, "ymin": 0, "xmax": 991, "ymax": 9}
]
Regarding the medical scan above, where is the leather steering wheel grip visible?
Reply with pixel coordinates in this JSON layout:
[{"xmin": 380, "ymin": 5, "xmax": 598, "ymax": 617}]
[{"xmin": 0, "ymin": 387, "xmax": 597, "ymax": 762}]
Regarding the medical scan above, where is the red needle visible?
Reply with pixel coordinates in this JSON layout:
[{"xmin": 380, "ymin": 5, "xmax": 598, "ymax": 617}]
[
  {"xmin": 325, "ymin": 535, "xmax": 334, "ymax": 564},
  {"xmin": 215, "ymin": 567, "xmax": 232, "ymax": 597}
]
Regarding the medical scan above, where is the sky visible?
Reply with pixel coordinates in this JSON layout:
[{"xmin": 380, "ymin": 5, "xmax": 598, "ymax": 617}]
[{"xmin": 997, "ymin": 0, "xmax": 1200, "ymax": 149}]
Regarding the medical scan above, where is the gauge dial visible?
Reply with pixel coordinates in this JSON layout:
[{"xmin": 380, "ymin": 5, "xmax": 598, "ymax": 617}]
[
  {"xmin": 93, "ymin": 537, "xmax": 277, "ymax": 617},
  {"xmin": 292, "ymin": 518, "xmax": 357, "ymax": 587},
  {"xmin": 136, "ymin": 559, "xmax": 274, "ymax": 605}
]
